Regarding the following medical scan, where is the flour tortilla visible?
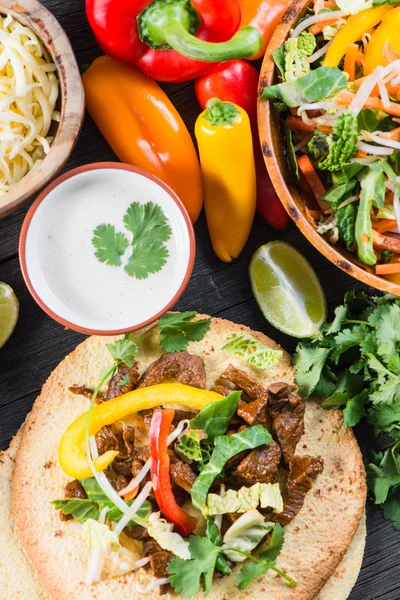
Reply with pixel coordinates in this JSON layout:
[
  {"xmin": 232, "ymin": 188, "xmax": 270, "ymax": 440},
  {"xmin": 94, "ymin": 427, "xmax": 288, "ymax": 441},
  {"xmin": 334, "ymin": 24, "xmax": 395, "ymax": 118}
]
[
  {"xmin": 11, "ymin": 316, "xmax": 366, "ymax": 600},
  {"xmin": 0, "ymin": 429, "xmax": 50, "ymax": 600},
  {"xmin": 1, "ymin": 434, "xmax": 365, "ymax": 600}
]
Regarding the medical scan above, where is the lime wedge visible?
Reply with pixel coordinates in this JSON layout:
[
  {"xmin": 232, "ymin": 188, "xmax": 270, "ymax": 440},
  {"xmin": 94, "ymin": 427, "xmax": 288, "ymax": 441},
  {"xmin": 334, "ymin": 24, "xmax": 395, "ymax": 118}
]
[
  {"xmin": 249, "ymin": 242, "xmax": 326, "ymax": 338},
  {"xmin": 0, "ymin": 283, "xmax": 19, "ymax": 348}
]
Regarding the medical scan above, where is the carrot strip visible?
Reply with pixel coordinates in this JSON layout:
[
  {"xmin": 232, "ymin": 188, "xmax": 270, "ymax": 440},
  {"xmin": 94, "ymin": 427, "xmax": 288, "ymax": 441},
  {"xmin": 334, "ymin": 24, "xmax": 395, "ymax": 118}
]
[
  {"xmin": 376, "ymin": 263, "xmax": 400, "ymax": 275},
  {"xmin": 286, "ymin": 115, "xmax": 332, "ymax": 134},
  {"xmin": 123, "ymin": 486, "xmax": 139, "ymax": 501},
  {"xmin": 356, "ymin": 150, "xmax": 368, "ymax": 158},
  {"xmin": 343, "ymin": 43, "xmax": 364, "ymax": 83},
  {"xmin": 297, "ymin": 155, "xmax": 328, "ymax": 209},
  {"xmin": 372, "ymin": 229, "xmax": 400, "ymax": 253},
  {"xmin": 380, "ymin": 127, "xmax": 400, "ymax": 141},
  {"xmin": 336, "ymin": 92, "xmax": 400, "ymax": 117},
  {"xmin": 286, "ymin": 115, "xmax": 313, "ymax": 132},
  {"xmin": 309, "ymin": 19, "xmax": 337, "ymax": 35},
  {"xmin": 373, "ymin": 220, "xmax": 398, "ymax": 233}
]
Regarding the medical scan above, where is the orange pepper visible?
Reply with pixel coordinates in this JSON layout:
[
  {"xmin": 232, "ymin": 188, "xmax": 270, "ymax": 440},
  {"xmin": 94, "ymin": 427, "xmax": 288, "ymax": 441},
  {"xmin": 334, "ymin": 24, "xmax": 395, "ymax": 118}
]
[
  {"xmin": 82, "ymin": 56, "xmax": 203, "ymax": 223},
  {"xmin": 240, "ymin": 0, "xmax": 291, "ymax": 60},
  {"xmin": 343, "ymin": 43, "xmax": 364, "ymax": 82}
]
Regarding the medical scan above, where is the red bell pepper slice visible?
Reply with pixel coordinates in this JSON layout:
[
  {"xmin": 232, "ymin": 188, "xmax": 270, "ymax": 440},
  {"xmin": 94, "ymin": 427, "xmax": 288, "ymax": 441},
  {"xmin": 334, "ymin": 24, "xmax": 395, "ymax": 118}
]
[
  {"xmin": 86, "ymin": 0, "xmax": 262, "ymax": 83},
  {"xmin": 195, "ymin": 60, "xmax": 289, "ymax": 230},
  {"xmin": 149, "ymin": 409, "xmax": 198, "ymax": 537}
]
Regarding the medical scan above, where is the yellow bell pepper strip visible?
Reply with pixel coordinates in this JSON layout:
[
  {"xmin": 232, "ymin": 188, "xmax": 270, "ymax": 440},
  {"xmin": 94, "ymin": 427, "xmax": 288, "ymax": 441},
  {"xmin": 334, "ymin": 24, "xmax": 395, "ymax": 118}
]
[
  {"xmin": 59, "ymin": 383, "xmax": 223, "ymax": 480},
  {"xmin": 364, "ymin": 6, "xmax": 400, "ymax": 75},
  {"xmin": 323, "ymin": 5, "xmax": 392, "ymax": 68},
  {"xmin": 82, "ymin": 56, "xmax": 203, "ymax": 224},
  {"xmin": 195, "ymin": 99, "xmax": 256, "ymax": 262}
]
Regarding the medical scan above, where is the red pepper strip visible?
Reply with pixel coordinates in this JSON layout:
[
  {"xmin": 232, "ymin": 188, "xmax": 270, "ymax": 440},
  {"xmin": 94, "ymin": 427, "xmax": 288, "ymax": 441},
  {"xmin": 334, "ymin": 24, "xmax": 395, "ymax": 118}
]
[
  {"xmin": 195, "ymin": 60, "xmax": 289, "ymax": 229},
  {"xmin": 240, "ymin": 0, "xmax": 292, "ymax": 60},
  {"xmin": 149, "ymin": 409, "xmax": 198, "ymax": 536},
  {"xmin": 86, "ymin": 0, "xmax": 261, "ymax": 83}
]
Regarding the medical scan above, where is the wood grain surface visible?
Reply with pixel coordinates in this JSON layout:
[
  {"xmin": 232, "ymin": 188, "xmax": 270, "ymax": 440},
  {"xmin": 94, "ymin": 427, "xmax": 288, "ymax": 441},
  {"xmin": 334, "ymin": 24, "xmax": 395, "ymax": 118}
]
[{"xmin": 0, "ymin": 1, "xmax": 399, "ymax": 598}]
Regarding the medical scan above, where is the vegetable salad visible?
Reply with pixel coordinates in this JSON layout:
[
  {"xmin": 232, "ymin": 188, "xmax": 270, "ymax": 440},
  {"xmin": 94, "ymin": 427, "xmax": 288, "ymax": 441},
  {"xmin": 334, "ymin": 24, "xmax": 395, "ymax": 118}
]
[{"xmin": 263, "ymin": 0, "xmax": 400, "ymax": 278}]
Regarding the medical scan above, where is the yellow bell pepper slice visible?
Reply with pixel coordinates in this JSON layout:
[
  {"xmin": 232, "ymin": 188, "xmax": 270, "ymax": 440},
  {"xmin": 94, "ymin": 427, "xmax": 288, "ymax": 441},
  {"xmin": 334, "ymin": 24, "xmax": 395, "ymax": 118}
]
[
  {"xmin": 364, "ymin": 6, "xmax": 400, "ymax": 75},
  {"xmin": 323, "ymin": 5, "xmax": 392, "ymax": 68},
  {"xmin": 58, "ymin": 383, "xmax": 223, "ymax": 480}
]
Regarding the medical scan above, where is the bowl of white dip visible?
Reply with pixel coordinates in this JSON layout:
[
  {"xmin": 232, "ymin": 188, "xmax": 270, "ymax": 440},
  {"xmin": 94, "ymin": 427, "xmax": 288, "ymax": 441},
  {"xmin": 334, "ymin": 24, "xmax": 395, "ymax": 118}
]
[{"xmin": 19, "ymin": 162, "xmax": 196, "ymax": 334}]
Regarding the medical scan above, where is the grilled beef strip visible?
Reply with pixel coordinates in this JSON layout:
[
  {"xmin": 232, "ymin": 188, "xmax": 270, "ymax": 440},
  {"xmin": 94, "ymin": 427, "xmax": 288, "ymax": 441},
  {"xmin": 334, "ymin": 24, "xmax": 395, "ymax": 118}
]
[
  {"xmin": 137, "ymin": 351, "xmax": 207, "ymax": 390},
  {"xmin": 170, "ymin": 460, "xmax": 196, "ymax": 493},
  {"xmin": 237, "ymin": 395, "xmax": 269, "ymax": 427},
  {"xmin": 105, "ymin": 362, "xmax": 140, "ymax": 400},
  {"xmin": 149, "ymin": 551, "xmax": 173, "ymax": 595},
  {"xmin": 234, "ymin": 441, "xmax": 282, "ymax": 485},
  {"xmin": 275, "ymin": 455, "xmax": 324, "ymax": 526},
  {"xmin": 219, "ymin": 365, "xmax": 266, "ymax": 401},
  {"xmin": 68, "ymin": 362, "xmax": 139, "ymax": 404},
  {"xmin": 267, "ymin": 383, "xmax": 305, "ymax": 467},
  {"xmin": 68, "ymin": 386, "xmax": 102, "ymax": 401}
]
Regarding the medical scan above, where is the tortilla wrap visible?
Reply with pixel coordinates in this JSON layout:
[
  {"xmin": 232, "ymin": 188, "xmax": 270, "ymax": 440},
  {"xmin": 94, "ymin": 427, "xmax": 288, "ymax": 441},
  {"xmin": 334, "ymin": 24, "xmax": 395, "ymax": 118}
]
[
  {"xmin": 1, "ymin": 429, "xmax": 365, "ymax": 600},
  {"xmin": 0, "ymin": 429, "xmax": 50, "ymax": 600},
  {"xmin": 11, "ymin": 316, "xmax": 367, "ymax": 599}
]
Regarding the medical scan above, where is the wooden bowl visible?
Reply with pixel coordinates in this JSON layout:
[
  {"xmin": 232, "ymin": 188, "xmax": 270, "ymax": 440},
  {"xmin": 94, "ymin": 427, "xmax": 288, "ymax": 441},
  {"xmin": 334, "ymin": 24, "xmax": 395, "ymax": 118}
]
[
  {"xmin": 257, "ymin": 0, "xmax": 400, "ymax": 295},
  {"xmin": 0, "ymin": 0, "xmax": 85, "ymax": 219}
]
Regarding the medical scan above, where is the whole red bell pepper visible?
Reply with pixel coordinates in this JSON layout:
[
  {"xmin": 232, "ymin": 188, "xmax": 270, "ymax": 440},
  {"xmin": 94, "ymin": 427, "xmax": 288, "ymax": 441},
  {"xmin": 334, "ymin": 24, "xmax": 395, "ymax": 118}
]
[
  {"xmin": 195, "ymin": 60, "xmax": 289, "ymax": 230},
  {"xmin": 149, "ymin": 409, "xmax": 198, "ymax": 536},
  {"xmin": 86, "ymin": 0, "xmax": 262, "ymax": 83}
]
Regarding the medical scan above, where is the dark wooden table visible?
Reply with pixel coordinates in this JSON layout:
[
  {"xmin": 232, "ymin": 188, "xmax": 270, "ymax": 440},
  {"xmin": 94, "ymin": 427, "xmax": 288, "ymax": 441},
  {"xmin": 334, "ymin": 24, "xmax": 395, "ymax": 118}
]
[{"xmin": 0, "ymin": 1, "xmax": 399, "ymax": 598}]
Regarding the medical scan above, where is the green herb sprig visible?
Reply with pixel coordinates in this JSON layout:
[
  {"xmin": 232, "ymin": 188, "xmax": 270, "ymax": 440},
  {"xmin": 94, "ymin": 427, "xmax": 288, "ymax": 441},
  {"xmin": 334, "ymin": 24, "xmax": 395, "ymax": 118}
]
[
  {"xmin": 293, "ymin": 291, "xmax": 400, "ymax": 530},
  {"xmin": 92, "ymin": 201, "xmax": 172, "ymax": 280}
]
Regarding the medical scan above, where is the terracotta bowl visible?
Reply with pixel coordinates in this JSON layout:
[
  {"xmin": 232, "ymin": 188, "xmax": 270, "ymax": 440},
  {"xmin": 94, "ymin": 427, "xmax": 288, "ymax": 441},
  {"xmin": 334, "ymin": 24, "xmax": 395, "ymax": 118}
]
[
  {"xmin": 257, "ymin": 0, "xmax": 400, "ymax": 295},
  {"xmin": 0, "ymin": 0, "xmax": 85, "ymax": 219}
]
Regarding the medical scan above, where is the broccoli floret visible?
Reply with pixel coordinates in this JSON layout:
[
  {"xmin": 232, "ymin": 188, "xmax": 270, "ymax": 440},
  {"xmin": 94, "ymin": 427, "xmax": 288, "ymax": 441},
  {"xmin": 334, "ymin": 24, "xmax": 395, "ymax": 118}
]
[
  {"xmin": 283, "ymin": 32, "xmax": 316, "ymax": 83},
  {"xmin": 307, "ymin": 130, "xmax": 329, "ymax": 162},
  {"xmin": 319, "ymin": 112, "xmax": 359, "ymax": 172}
]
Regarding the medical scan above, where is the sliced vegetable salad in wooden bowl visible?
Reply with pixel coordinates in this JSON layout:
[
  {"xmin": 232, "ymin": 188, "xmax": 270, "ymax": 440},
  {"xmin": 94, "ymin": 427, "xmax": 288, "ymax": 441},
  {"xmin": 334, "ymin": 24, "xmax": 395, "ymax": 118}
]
[{"xmin": 258, "ymin": 0, "xmax": 400, "ymax": 294}]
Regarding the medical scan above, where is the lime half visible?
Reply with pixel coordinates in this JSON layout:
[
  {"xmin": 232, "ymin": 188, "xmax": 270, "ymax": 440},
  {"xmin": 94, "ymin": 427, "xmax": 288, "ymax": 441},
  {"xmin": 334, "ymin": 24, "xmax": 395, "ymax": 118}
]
[
  {"xmin": 0, "ymin": 283, "xmax": 19, "ymax": 348},
  {"xmin": 249, "ymin": 242, "xmax": 326, "ymax": 338}
]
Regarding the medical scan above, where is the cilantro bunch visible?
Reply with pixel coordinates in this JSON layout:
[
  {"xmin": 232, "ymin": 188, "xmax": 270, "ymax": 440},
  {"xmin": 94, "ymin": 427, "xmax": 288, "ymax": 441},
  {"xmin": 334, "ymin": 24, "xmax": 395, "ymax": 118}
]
[{"xmin": 293, "ymin": 290, "xmax": 400, "ymax": 530}]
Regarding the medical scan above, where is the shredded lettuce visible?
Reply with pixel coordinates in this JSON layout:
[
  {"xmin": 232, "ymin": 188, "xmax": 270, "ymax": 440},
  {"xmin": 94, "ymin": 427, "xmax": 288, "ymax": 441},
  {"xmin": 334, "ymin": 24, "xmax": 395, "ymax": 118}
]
[
  {"xmin": 205, "ymin": 483, "xmax": 283, "ymax": 516},
  {"xmin": 147, "ymin": 512, "xmax": 191, "ymax": 560},
  {"xmin": 221, "ymin": 333, "xmax": 283, "ymax": 370},
  {"xmin": 336, "ymin": 0, "xmax": 372, "ymax": 12},
  {"xmin": 83, "ymin": 519, "xmax": 120, "ymax": 552},
  {"xmin": 222, "ymin": 510, "xmax": 274, "ymax": 562}
]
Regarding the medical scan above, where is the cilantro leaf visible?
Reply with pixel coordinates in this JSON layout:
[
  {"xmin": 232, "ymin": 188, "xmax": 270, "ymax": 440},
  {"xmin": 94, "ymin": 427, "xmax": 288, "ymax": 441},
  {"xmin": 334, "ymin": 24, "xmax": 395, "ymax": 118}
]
[
  {"xmin": 325, "ymin": 304, "xmax": 348, "ymax": 335},
  {"xmin": 367, "ymin": 442, "xmax": 400, "ymax": 504},
  {"xmin": 343, "ymin": 390, "xmax": 368, "ymax": 428},
  {"xmin": 293, "ymin": 344, "xmax": 331, "ymax": 398},
  {"xmin": 259, "ymin": 523, "xmax": 285, "ymax": 561},
  {"xmin": 106, "ymin": 338, "xmax": 137, "ymax": 367},
  {"xmin": 117, "ymin": 374, "xmax": 131, "ymax": 387},
  {"xmin": 382, "ymin": 485, "xmax": 400, "ymax": 530},
  {"xmin": 123, "ymin": 201, "xmax": 172, "ymax": 244},
  {"xmin": 124, "ymin": 241, "xmax": 168, "ymax": 280},
  {"xmin": 236, "ymin": 561, "xmax": 275, "ymax": 591},
  {"xmin": 375, "ymin": 304, "xmax": 400, "ymax": 364},
  {"xmin": 368, "ymin": 403, "xmax": 400, "ymax": 438},
  {"xmin": 168, "ymin": 535, "xmax": 220, "ymax": 597},
  {"xmin": 331, "ymin": 325, "xmax": 367, "ymax": 363},
  {"xmin": 92, "ymin": 224, "xmax": 129, "ymax": 266},
  {"xmin": 159, "ymin": 312, "xmax": 211, "ymax": 353}
]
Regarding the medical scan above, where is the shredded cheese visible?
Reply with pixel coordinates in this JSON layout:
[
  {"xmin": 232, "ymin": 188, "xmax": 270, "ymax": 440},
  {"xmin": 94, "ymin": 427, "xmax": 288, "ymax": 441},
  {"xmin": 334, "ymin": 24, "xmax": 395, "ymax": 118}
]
[{"xmin": 0, "ymin": 15, "xmax": 59, "ymax": 194}]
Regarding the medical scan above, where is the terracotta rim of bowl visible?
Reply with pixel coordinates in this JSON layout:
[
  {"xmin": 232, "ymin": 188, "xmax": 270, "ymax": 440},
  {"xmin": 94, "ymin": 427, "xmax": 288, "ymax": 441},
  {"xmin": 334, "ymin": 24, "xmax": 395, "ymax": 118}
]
[
  {"xmin": 257, "ymin": 0, "xmax": 400, "ymax": 296},
  {"xmin": 0, "ymin": 0, "xmax": 85, "ymax": 219},
  {"xmin": 19, "ymin": 162, "xmax": 196, "ymax": 335}
]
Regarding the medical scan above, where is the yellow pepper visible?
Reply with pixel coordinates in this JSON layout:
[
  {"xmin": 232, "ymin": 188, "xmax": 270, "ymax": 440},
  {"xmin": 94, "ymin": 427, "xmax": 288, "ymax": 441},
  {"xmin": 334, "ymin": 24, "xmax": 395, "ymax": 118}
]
[
  {"xmin": 323, "ymin": 5, "xmax": 392, "ymax": 68},
  {"xmin": 364, "ymin": 6, "xmax": 400, "ymax": 74},
  {"xmin": 195, "ymin": 99, "xmax": 256, "ymax": 263},
  {"xmin": 58, "ymin": 383, "xmax": 223, "ymax": 480}
]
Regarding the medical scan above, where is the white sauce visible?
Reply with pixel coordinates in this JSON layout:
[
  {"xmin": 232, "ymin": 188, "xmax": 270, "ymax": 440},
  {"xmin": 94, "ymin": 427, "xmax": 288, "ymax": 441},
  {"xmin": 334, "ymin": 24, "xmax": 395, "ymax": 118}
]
[{"xmin": 25, "ymin": 169, "xmax": 192, "ymax": 331}]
